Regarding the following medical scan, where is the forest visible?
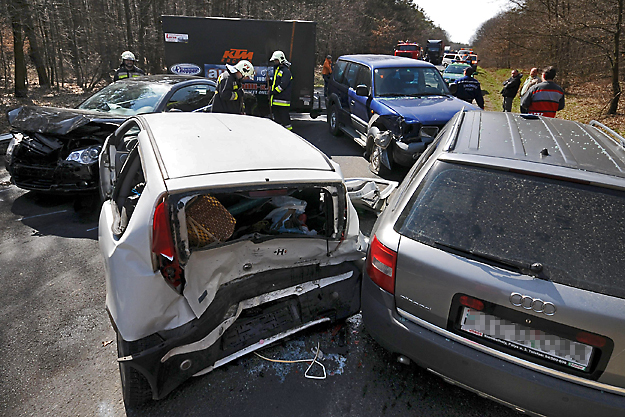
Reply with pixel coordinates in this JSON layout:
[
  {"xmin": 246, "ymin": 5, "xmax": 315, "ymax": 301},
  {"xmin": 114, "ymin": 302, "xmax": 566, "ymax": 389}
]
[
  {"xmin": 472, "ymin": 0, "xmax": 624, "ymax": 114},
  {"xmin": 0, "ymin": 0, "xmax": 448, "ymax": 96}
]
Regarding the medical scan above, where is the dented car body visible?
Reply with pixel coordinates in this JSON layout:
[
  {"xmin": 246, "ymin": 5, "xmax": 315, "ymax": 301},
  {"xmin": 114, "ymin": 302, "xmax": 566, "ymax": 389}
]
[
  {"xmin": 98, "ymin": 113, "xmax": 382, "ymax": 406},
  {"xmin": 5, "ymin": 75, "xmax": 216, "ymax": 193}
]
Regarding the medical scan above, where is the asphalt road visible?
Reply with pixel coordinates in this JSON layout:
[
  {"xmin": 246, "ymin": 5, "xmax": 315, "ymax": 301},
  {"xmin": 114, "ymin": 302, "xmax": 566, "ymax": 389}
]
[{"xmin": 0, "ymin": 114, "xmax": 518, "ymax": 417}]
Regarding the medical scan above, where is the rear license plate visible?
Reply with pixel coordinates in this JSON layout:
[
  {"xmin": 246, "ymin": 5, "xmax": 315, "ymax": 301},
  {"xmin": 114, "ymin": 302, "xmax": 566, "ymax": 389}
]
[{"xmin": 459, "ymin": 307, "xmax": 593, "ymax": 372}]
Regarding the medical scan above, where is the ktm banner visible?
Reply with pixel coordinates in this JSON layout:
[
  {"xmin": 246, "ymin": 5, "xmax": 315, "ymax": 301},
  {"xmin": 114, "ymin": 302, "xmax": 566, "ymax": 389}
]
[{"xmin": 221, "ymin": 49, "xmax": 254, "ymax": 64}]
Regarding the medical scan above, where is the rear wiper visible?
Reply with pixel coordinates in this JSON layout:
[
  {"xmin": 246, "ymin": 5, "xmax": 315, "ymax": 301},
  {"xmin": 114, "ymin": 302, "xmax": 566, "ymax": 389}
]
[{"xmin": 431, "ymin": 240, "xmax": 548, "ymax": 279}]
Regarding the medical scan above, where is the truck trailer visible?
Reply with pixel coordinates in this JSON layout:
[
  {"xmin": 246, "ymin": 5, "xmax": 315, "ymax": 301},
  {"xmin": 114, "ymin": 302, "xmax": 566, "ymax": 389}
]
[{"xmin": 162, "ymin": 16, "xmax": 317, "ymax": 115}]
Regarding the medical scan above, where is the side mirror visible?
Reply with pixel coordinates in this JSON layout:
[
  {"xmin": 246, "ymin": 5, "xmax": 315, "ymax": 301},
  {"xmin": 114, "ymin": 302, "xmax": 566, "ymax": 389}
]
[
  {"xmin": 356, "ymin": 84, "xmax": 370, "ymax": 97},
  {"xmin": 448, "ymin": 84, "xmax": 458, "ymax": 95}
]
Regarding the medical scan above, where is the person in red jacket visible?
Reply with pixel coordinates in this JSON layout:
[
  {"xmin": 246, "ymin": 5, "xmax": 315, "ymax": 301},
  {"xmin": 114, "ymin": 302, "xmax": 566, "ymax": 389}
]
[{"xmin": 520, "ymin": 66, "xmax": 565, "ymax": 118}]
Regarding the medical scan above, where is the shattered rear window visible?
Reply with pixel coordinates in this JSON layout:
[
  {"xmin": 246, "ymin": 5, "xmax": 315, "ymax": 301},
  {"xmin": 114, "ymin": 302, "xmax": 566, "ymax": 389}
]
[
  {"xmin": 396, "ymin": 161, "xmax": 625, "ymax": 299},
  {"xmin": 178, "ymin": 185, "xmax": 341, "ymax": 250}
]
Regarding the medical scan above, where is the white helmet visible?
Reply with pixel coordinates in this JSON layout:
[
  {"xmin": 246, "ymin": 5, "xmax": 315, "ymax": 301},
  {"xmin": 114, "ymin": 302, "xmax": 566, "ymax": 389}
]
[
  {"xmin": 121, "ymin": 51, "xmax": 136, "ymax": 61},
  {"xmin": 234, "ymin": 60, "xmax": 255, "ymax": 78},
  {"xmin": 270, "ymin": 50, "xmax": 290, "ymax": 66}
]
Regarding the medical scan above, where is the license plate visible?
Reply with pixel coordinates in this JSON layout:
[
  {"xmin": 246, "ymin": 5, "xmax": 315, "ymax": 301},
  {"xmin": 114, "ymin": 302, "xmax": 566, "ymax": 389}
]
[{"xmin": 459, "ymin": 307, "xmax": 594, "ymax": 372}]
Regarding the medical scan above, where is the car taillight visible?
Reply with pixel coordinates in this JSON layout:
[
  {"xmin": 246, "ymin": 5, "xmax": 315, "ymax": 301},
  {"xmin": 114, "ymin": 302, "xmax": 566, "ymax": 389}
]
[
  {"xmin": 459, "ymin": 295, "xmax": 485, "ymax": 311},
  {"xmin": 152, "ymin": 200, "xmax": 184, "ymax": 292},
  {"xmin": 576, "ymin": 331, "xmax": 607, "ymax": 348},
  {"xmin": 366, "ymin": 235, "xmax": 397, "ymax": 294}
]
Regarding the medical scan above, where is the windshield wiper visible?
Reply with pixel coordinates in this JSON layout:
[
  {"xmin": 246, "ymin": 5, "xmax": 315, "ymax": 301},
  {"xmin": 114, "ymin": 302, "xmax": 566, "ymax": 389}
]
[
  {"xmin": 431, "ymin": 240, "xmax": 548, "ymax": 280},
  {"xmin": 378, "ymin": 93, "xmax": 406, "ymax": 97}
]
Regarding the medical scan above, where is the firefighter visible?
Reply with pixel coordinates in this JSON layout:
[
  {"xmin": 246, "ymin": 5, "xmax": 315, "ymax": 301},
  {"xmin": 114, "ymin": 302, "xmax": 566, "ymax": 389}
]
[
  {"xmin": 269, "ymin": 50, "xmax": 293, "ymax": 130},
  {"xmin": 211, "ymin": 60, "xmax": 255, "ymax": 114},
  {"xmin": 113, "ymin": 51, "xmax": 145, "ymax": 81}
]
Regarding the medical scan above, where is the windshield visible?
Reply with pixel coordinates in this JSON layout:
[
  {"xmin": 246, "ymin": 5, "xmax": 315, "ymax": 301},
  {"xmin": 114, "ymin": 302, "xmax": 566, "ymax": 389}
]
[
  {"xmin": 374, "ymin": 67, "xmax": 449, "ymax": 97},
  {"xmin": 78, "ymin": 81, "xmax": 171, "ymax": 115},
  {"xmin": 396, "ymin": 162, "xmax": 625, "ymax": 299},
  {"xmin": 398, "ymin": 45, "xmax": 418, "ymax": 51},
  {"xmin": 445, "ymin": 65, "xmax": 468, "ymax": 75}
]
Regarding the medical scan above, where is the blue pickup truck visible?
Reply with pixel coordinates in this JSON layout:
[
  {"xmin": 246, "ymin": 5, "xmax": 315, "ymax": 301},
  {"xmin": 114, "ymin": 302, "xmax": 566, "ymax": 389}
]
[{"xmin": 326, "ymin": 54, "xmax": 479, "ymax": 175}]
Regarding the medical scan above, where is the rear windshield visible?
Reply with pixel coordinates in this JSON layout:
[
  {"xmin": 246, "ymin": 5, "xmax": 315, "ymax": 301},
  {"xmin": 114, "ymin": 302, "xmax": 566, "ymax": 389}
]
[{"xmin": 395, "ymin": 162, "xmax": 625, "ymax": 299}]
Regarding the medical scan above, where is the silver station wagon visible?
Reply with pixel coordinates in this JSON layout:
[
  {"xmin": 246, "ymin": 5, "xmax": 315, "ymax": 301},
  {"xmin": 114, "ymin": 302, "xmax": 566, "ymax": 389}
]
[{"xmin": 362, "ymin": 111, "xmax": 625, "ymax": 416}]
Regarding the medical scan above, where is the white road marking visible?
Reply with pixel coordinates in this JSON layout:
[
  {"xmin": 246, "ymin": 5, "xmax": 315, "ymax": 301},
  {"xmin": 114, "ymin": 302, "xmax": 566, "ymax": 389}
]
[{"xmin": 17, "ymin": 209, "xmax": 68, "ymax": 221}]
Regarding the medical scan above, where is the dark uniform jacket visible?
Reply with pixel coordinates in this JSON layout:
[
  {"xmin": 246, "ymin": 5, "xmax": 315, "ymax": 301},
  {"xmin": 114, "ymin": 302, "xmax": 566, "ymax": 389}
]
[
  {"xmin": 113, "ymin": 65, "xmax": 145, "ymax": 81},
  {"xmin": 453, "ymin": 75, "xmax": 484, "ymax": 109},
  {"xmin": 270, "ymin": 64, "xmax": 292, "ymax": 107},
  {"xmin": 211, "ymin": 69, "xmax": 244, "ymax": 114},
  {"xmin": 520, "ymin": 80, "xmax": 565, "ymax": 118},
  {"xmin": 501, "ymin": 74, "xmax": 522, "ymax": 97}
]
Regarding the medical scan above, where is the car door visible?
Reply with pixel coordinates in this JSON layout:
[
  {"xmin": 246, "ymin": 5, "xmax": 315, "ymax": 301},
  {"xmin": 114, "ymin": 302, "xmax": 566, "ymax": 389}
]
[
  {"xmin": 330, "ymin": 60, "xmax": 350, "ymax": 125},
  {"xmin": 348, "ymin": 64, "xmax": 372, "ymax": 138}
]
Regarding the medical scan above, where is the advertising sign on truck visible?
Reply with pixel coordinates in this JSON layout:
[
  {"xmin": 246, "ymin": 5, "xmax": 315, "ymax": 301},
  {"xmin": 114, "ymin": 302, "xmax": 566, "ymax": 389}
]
[{"xmin": 162, "ymin": 16, "xmax": 317, "ymax": 115}]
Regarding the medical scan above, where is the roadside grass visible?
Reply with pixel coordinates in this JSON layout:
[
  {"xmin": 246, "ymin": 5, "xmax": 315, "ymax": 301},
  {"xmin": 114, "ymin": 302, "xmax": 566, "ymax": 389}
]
[{"xmin": 476, "ymin": 67, "xmax": 625, "ymax": 135}]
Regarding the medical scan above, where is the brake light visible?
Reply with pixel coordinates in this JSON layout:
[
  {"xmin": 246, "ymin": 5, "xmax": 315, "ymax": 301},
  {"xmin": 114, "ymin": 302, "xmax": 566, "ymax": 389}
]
[
  {"xmin": 576, "ymin": 331, "xmax": 607, "ymax": 348},
  {"xmin": 459, "ymin": 295, "xmax": 485, "ymax": 311},
  {"xmin": 152, "ymin": 200, "xmax": 184, "ymax": 292},
  {"xmin": 152, "ymin": 201, "xmax": 174, "ymax": 260},
  {"xmin": 366, "ymin": 235, "xmax": 397, "ymax": 294}
]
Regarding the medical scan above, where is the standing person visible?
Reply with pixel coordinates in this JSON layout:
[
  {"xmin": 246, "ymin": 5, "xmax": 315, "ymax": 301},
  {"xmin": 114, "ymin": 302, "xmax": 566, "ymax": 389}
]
[
  {"xmin": 269, "ymin": 50, "xmax": 293, "ymax": 130},
  {"xmin": 500, "ymin": 69, "xmax": 523, "ymax": 112},
  {"xmin": 211, "ymin": 60, "xmax": 255, "ymax": 114},
  {"xmin": 322, "ymin": 55, "xmax": 333, "ymax": 97},
  {"xmin": 520, "ymin": 66, "xmax": 565, "ymax": 118},
  {"xmin": 452, "ymin": 67, "xmax": 484, "ymax": 109},
  {"xmin": 519, "ymin": 67, "xmax": 540, "ymax": 112},
  {"xmin": 113, "ymin": 51, "xmax": 145, "ymax": 81}
]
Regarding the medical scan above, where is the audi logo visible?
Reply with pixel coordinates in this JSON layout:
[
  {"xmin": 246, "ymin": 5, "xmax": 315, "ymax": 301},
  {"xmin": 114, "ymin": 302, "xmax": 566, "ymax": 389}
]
[{"xmin": 509, "ymin": 292, "xmax": 556, "ymax": 316}]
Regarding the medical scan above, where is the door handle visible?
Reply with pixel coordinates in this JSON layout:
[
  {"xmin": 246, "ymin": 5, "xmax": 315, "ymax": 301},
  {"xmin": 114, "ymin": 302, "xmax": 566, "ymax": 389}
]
[{"xmin": 350, "ymin": 100, "xmax": 355, "ymax": 106}]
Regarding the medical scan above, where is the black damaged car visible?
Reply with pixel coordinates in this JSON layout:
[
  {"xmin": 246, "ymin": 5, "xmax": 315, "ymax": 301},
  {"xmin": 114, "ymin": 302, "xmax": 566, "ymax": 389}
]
[{"xmin": 4, "ymin": 75, "xmax": 216, "ymax": 193}]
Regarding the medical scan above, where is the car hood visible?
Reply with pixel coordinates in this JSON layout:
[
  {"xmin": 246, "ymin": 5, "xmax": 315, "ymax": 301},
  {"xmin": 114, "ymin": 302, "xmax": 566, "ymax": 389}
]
[
  {"xmin": 377, "ymin": 96, "xmax": 478, "ymax": 124},
  {"xmin": 7, "ymin": 106, "xmax": 126, "ymax": 136}
]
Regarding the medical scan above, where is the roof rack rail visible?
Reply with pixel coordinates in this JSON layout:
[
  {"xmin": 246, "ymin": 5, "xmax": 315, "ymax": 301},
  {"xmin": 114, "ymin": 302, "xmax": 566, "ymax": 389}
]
[
  {"xmin": 589, "ymin": 120, "xmax": 625, "ymax": 149},
  {"xmin": 444, "ymin": 108, "xmax": 467, "ymax": 152}
]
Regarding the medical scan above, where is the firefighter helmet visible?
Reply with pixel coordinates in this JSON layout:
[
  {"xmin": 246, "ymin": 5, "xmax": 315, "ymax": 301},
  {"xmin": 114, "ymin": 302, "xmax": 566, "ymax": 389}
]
[
  {"xmin": 270, "ymin": 50, "xmax": 289, "ymax": 65},
  {"xmin": 121, "ymin": 51, "xmax": 136, "ymax": 61},
  {"xmin": 234, "ymin": 60, "xmax": 254, "ymax": 78}
]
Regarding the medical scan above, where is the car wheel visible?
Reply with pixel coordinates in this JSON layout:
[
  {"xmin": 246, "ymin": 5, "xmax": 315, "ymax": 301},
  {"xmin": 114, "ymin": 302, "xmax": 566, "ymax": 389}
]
[
  {"xmin": 117, "ymin": 334, "xmax": 152, "ymax": 408},
  {"xmin": 328, "ymin": 104, "xmax": 342, "ymax": 136},
  {"xmin": 369, "ymin": 144, "xmax": 390, "ymax": 177}
]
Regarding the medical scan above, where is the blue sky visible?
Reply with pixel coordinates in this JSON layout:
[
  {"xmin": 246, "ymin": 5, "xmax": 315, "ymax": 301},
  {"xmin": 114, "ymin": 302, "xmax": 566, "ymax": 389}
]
[{"xmin": 416, "ymin": 0, "xmax": 510, "ymax": 44}]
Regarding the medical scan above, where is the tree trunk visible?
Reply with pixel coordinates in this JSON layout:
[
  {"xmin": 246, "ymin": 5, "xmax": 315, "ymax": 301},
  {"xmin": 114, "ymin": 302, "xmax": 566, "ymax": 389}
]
[
  {"xmin": 18, "ymin": 0, "xmax": 50, "ymax": 87},
  {"xmin": 608, "ymin": 0, "xmax": 623, "ymax": 114},
  {"xmin": 10, "ymin": 8, "xmax": 28, "ymax": 97}
]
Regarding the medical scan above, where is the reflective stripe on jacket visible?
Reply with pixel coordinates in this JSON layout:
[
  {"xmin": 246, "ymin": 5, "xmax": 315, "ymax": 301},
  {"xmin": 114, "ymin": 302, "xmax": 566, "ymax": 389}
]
[
  {"xmin": 113, "ymin": 65, "xmax": 145, "ymax": 81},
  {"xmin": 270, "ymin": 64, "xmax": 292, "ymax": 107}
]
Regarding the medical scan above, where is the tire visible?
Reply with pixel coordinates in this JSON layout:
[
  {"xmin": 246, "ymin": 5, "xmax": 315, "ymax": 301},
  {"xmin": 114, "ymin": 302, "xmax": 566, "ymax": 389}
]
[
  {"xmin": 369, "ymin": 144, "xmax": 391, "ymax": 177},
  {"xmin": 117, "ymin": 334, "xmax": 153, "ymax": 409},
  {"xmin": 328, "ymin": 104, "xmax": 342, "ymax": 136}
]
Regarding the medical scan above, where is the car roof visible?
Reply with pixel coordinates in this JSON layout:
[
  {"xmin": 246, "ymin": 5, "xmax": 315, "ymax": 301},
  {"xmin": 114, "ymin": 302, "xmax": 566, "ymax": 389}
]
[
  {"xmin": 139, "ymin": 113, "xmax": 336, "ymax": 179},
  {"xmin": 447, "ymin": 111, "xmax": 625, "ymax": 180},
  {"xmin": 338, "ymin": 54, "xmax": 435, "ymax": 69},
  {"xmin": 116, "ymin": 74, "xmax": 213, "ymax": 86}
]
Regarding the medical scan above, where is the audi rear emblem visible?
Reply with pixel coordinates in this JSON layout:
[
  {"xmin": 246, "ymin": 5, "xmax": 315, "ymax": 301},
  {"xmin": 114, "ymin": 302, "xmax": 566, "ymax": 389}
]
[{"xmin": 509, "ymin": 292, "xmax": 556, "ymax": 316}]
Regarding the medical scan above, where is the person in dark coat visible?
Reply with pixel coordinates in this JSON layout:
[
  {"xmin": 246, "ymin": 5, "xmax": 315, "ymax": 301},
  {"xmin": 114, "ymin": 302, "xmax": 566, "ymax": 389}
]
[
  {"xmin": 113, "ymin": 51, "xmax": 145, "ymax": 81},
  {"xmin": 501, "ymin": 69, "xmax": 523, "ymax": 112},
  {"xmin": 452, "ymin": 67, "xmax": 484, "ymax": 109},
  {"xmin": 211, "ymin": 60, "xmax": 254, "ymax": 114},
  {"xmin": 269, "ymin": 50, "xmax": 293, "ymax": 130}
]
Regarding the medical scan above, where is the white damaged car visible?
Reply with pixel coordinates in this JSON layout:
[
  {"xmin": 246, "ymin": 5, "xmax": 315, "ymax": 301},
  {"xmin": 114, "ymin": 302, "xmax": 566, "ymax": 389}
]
[{"xmin": 98, "ymin": 113, "xmax": 391, "ymax": 407}]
